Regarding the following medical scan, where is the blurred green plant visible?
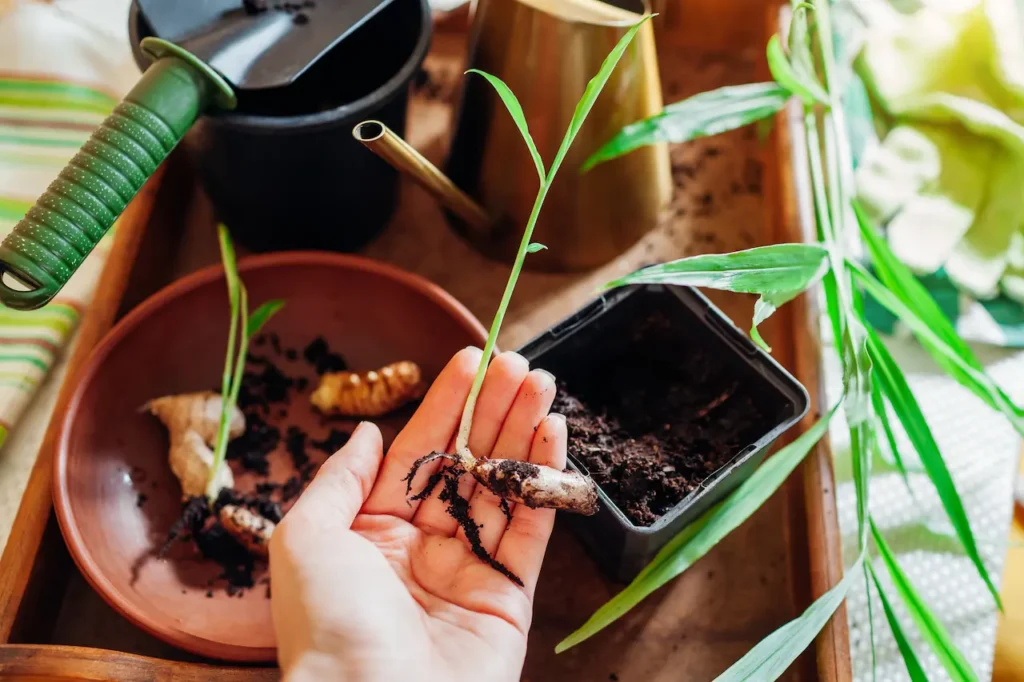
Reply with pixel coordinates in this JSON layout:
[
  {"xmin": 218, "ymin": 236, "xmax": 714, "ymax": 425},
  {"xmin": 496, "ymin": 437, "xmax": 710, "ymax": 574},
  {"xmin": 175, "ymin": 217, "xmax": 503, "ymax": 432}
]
[{"xmin": 557, "ymin": 1, "xmax": 1020, "ymax": 678}]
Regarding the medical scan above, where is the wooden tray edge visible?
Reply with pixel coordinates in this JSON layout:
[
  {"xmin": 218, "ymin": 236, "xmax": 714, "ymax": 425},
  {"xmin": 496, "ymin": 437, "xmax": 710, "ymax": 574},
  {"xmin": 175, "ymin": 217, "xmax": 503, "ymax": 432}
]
[{"xmin": 0, "ymin": 164, "xmax": 167, "ymax": 642}]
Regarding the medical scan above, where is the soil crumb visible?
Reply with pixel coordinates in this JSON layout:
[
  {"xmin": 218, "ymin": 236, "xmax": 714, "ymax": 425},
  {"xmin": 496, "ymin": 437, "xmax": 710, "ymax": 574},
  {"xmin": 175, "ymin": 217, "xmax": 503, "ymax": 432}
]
[{"xmin": 548, "ymin": 295, "xmax": 789, "ymax": 526}]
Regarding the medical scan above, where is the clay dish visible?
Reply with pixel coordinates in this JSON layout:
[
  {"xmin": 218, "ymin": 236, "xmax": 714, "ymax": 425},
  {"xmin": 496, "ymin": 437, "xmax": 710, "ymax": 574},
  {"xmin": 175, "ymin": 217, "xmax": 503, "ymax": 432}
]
[{"xmin": 54, "ymin": 252, "xmax": 487, "ymax": 662}]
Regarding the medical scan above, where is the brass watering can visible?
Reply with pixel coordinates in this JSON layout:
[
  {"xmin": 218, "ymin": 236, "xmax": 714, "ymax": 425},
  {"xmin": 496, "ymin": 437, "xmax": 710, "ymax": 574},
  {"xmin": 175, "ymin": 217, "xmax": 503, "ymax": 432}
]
[{"xmin": 356, "ymin": 0, "xmax": 670, "ymax": 272}]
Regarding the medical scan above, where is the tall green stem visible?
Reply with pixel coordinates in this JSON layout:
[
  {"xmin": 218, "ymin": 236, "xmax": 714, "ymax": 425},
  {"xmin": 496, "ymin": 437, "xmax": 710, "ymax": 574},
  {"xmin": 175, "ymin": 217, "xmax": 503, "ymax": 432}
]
[{"xmin": 455, "ymin": 185, "xmax": 550, "ymax": 458}]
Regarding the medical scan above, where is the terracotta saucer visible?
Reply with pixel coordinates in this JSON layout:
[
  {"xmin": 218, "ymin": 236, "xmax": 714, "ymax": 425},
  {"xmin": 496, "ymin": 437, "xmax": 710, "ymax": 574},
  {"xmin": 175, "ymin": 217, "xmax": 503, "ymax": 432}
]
[{"xmin": 54, "ymin": 252, "xmax": 487, "ymax": 662}]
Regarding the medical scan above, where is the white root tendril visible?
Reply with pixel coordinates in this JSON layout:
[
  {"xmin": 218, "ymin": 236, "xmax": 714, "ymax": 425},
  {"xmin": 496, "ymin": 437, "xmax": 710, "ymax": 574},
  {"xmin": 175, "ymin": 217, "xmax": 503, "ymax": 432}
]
[{"xmin": 146, "ymin": 392, "xmax": 244, "ymax": 499}]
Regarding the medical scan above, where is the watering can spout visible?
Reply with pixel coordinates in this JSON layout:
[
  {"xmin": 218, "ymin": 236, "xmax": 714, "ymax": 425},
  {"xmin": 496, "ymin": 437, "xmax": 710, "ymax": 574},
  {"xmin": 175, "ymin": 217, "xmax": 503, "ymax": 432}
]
[{"xmin": 352, "ymin": 121, "xmax": 492, "ymax": 231}]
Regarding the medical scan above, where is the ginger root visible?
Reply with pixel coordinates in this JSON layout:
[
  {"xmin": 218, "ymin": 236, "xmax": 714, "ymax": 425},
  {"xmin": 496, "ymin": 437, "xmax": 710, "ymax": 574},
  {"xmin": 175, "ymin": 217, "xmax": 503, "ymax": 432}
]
[
  {"xmin": 147, "ymin": 392, "xmax": 244, "ymax": 498},
  {"xmin": 472, "ymin": 459, "xmax": 599, "ymax": 514},
  {"xmin": 406, "ymin": 452, "xmax": 599, "ymax": 516},
  {"xmin": 311, "ymin": 361, "xmax": 426, "ymax": 417},
  {"xmin": 219, "ymin": 504, "xmax": 275, "ymax": 558}
]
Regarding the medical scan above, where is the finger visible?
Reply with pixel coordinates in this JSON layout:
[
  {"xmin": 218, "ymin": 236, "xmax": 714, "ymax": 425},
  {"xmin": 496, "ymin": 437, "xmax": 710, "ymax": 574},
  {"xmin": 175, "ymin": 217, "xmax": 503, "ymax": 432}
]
[
  {"xmin": 457, "ymin": 369, "xmax": 556, "ymax": 556},
  {"xmin": 363, "ymin": 347, "xmax": 482, "ymax": 519},
  {"xmin": 414, "ymin": 352, "xmax": 530, "ymax": 535},
  {"xmin": 494, "ymin": 412, "xmax": 566, "ymax": 594},
  {"xmin": 285, "ymin": 421, "xmax": 384, "ymax": 528}
]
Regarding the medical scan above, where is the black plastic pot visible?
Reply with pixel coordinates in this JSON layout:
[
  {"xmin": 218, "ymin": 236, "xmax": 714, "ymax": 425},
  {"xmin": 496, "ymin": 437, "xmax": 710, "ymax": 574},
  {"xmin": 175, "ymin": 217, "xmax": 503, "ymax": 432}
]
[
  {"xmin": 517, "ymin": 284, "xmax": 810, "ymax": 583},
  {"xmin": 128, "ymin": 0, "xmax": 431, "ymax": 252}
]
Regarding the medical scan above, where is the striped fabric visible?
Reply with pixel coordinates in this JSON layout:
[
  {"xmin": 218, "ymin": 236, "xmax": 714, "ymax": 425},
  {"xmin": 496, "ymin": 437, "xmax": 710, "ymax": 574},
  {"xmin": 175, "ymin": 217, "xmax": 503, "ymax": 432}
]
[{"xmin": 0, "ymin": 0, "xmax": 136, "ymax": 447}]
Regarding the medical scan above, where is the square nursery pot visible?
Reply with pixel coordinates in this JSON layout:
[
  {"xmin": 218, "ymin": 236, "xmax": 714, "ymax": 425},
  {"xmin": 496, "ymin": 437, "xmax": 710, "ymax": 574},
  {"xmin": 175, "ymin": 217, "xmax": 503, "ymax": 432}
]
[{"xmin": 517, "ymin": 284, "xmax": 810, "ymax": 583}]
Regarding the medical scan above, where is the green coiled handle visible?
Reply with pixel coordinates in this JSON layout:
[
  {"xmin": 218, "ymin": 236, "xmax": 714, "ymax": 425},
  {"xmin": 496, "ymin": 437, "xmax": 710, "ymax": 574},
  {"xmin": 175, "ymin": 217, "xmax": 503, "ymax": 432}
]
[{"xmin": 0, "ymin": 38, "xmax": 235, "ymax": 310}]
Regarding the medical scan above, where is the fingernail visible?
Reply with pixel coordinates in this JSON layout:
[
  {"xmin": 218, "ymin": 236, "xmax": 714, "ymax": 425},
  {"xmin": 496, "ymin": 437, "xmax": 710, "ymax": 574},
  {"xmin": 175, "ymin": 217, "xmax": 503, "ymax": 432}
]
[
  {"xmin": 536, "ymin": 368, "xmax": 556, "ymax": 383},
  {"xmin": 548, "ymin": 412, "xmax": 566, "ymax": 423},
  {"xmin": 352, "ymin": 421, "xmax": 371, "ymax": 438}
]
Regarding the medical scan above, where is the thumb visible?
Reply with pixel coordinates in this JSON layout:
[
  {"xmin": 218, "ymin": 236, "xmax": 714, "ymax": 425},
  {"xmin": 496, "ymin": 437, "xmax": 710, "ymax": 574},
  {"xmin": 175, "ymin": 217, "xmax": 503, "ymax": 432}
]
[{"xmin": 288, "ymin": 421, "xmax": 384, "ymax": 528}]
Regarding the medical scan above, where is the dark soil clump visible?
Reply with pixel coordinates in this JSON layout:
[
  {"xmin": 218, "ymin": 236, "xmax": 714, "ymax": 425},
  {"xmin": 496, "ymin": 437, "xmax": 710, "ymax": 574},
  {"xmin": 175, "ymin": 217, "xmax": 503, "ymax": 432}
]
[
  {"xmin": 548, "ymin": 303, "xmax": 788, "ymax": 527},
  {"xmin": 481, "ymin": 460, "xmax": 539, "ymax": 499},
  {"xmin": 303, "ymin": 336, "xmax": 346, "ymax": 375}
]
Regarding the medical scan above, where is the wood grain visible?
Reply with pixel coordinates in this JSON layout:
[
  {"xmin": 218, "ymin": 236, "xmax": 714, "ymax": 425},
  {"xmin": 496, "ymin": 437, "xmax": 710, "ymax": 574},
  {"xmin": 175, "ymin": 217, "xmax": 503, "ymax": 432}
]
[{"xmin": 0, "ymin": 644, "xmax": 276, "ymax": 681}]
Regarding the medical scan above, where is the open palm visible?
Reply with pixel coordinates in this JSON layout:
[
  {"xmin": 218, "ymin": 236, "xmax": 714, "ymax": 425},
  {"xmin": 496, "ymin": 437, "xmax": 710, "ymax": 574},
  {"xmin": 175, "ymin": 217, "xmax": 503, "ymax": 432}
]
[{"xmin": 270, "ymin": 348, "xmax": 564, "ymax": 682}]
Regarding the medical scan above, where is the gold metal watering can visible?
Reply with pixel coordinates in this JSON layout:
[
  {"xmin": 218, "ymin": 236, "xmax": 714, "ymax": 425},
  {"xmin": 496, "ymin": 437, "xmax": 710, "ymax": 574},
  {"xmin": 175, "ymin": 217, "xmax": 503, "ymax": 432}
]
[{"xmin": 356, "ymin": 0, "xmax": 670, "ymax": 272}]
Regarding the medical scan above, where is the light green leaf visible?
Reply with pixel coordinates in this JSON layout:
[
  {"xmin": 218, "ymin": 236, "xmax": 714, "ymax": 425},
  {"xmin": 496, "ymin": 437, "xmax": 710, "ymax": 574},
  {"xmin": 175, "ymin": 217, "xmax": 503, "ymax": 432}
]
[
  {"xmin": 247, "ymin": 299, "xmax": 285, "ymax": 337},
  {"xmin": 853, "ymin": 264, "xmax": 1024, "ymax": 435},
  {"xmin": 767, "ymin": 34, "xmax": 828, "ymax": 107},
  {"xmin": 750, "ymin": 289, "xmax": 801, "ymax": 352},
  {"xmin": 584, "ymin": 82, "xmax": 788, "ymax": 170},
  {"xmin": 868, "ymin": 562, "xmax": 928, "ymax": 682},
  {"xmin": 714, "ymin": 554, "xmax": 864, "ymax": 681},
  {"xmin": 557, "ymin": 407, "xmax": 836, "ymax": 652},
  {"xmin": 606, "ymin": 244, "xmax": 829, "ymax": 293},
  {"xmin": 549, "ymin": 14, "xmax": 653, "ymax": 179},
  {"xmin": 466, "ymin": 69, "xmax": 545, "ymax": 184},
  {"xmin": 870, "ymin": 381, "xmax": 914, "ymax": 494},
  {"xmin": 855, "ymin": 202, "xmax": 979, "ymax": 370},
  {"xmin": 871, "ymin": 520, "xmax": 979, "ymax": 681},
  {"xmin": 607, "ymin": 245, "xmax": 828, "ymax": 349},
  {"xmin": 526, "ymin": 243, "xmax": 547, "ymax": 253},
  {"xmin": 866, "ymin": 326, "xmax": 1001, "ymax": 607}
]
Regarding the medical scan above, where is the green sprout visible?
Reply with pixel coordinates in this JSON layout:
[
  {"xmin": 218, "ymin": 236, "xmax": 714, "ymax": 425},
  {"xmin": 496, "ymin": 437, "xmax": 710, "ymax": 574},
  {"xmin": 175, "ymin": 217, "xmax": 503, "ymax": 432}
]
[{"xmin": 207, "ymin": 225, "xmax": 284, "ymax": 501}]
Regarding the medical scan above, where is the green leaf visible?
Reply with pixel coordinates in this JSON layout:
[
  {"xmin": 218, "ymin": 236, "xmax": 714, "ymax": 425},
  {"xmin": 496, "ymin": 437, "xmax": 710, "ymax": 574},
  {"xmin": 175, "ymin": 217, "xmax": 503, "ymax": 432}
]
[
  {"xmin": 767, "ymin": 34, "xmax": 828, "ymax": 107},
  {"xmin": 713, "ymin": 554, "xmax": 863, "ymax": 681},
  {"xmin": 210, "ymin": 225, "xmax": 244, "ymax": 500},
  {"xmin": 866, "ymin": 326, "xmax": 1001, "ymax": 607},
  {"xmin": 466, "ymin": 69, "xmax": 545, "ymax": 184},
  {"xmin": 584, "ymin": 82, "xmax": 788, "ymax": 170},
  {"xmin": 557, "ymin": 407, "xmax": 836, "ymax": 652},
  {"xmin": 606, "ymin": 244, "xmax": 829, "ymax": 293},
  {"xmin": 871, "ymin": 520, "xmax": 979, "ymax": 681},
  {"xmin": 549, "ymin": 14, "xmax": 653, "ymax": 179},
  {"xmin": 855, "ymin": 203, "xmax": 980, "ymax": 370},
  {"xmin": 606, "ymin": 245, "xmax": 829, "ymax": 348},
  {"xmin": 853, "ymin": 265, "xmax": 1024, "ymax": 434},
  {"xmin": 868, "ymin": 562, "xmax": 928, "ymax": 682},
  {"xmin": 526, "ymin": 243, "xmax": 547, "ymax": 254},
  {"xmin": 750, "ymin": 290, "xmax": 801, "ymax": 352},
  {"xmin": 870, "ymin": 381, "xmax": 914, "ymax": 494},
  {"xmin": 247, "ymin": 299, "xmax": 285, "ymax": 337}
]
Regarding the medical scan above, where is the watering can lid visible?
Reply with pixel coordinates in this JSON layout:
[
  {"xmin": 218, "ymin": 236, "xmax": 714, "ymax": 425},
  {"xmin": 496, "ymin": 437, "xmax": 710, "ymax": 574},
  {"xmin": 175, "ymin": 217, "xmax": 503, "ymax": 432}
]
[{"xmin": 136, "ymin": 0, "xmax": 397, "ymax": 90}]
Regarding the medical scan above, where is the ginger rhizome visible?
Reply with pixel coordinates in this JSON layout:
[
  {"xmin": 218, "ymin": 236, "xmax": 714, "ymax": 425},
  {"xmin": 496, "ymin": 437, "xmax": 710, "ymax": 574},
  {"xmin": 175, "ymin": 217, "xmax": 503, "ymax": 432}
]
[
  {"xmin": 311, "ymin": 361, "xmax": 426, "ymax": 417},
  {"xmin": 147, "ymin": 392, "xmax": 242, "ymax": 498}
]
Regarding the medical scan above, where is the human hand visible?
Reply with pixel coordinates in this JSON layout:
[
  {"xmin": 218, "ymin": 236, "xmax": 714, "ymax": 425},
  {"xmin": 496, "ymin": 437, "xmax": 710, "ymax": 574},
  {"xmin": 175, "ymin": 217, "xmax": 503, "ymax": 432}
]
[{"xmin": 270, "ymin": 347, "xmax": 564, "ymax": 682}]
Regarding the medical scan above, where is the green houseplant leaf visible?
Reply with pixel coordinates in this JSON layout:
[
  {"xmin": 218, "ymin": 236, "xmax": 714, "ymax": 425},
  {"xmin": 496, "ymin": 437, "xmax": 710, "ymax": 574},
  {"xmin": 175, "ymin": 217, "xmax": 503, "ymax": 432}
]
[
  {"xmin": 714, "ymin": 555, "xmax": 864, "ymax": 681},
  {"xmin": 866, "ymin": 326, "xmax": 1001, "ymax": 607},
  {"xmin": 767, "ymin": 34, "xmax": 829, "ymax": 107},
  {"xmin": 870, "ymin": 380, "xmax": 913, "ymax": 493},
  {"xmin": 868, "ymin": 562, "xmax": 928, "ymax": 682},
  {"xmin": 557, "ymin": 407, "xmax": 836, "ymax": 652},
  {"xmin": 584, "ymin": 82, "xmax": 790, "ymax": 171},
  {"xmin": 605, "ymin": 244, "xmax": 829, "ymax": 349},
  {"xmin": 871, "ymin": 520, "xmax": 979, "ymax": 681},
  {"xmin": 853, "ymin": 264, "xmax": 1024, "ymax": 434}
]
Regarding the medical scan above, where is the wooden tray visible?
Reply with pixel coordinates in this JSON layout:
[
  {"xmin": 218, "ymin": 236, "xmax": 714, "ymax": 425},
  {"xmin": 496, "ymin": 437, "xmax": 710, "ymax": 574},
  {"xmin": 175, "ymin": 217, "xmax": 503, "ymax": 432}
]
[{"xmin": 0, "ymin": 2, "xmax": 850, "ymax": 679}]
